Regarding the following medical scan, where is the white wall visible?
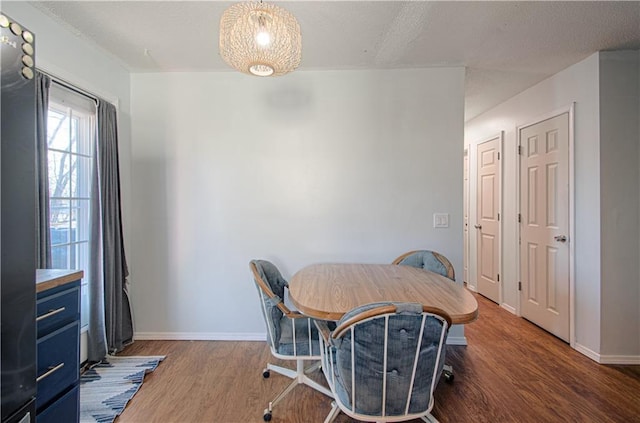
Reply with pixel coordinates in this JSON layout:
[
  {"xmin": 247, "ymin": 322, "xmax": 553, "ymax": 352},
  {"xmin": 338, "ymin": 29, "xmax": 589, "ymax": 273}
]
[
  {"xmin": 130, "ymin": 68, "xmax": 466, "ymax": 340},
  {"xmin": 465, "ymin": 54, "xmax": 602, "ymax": 356},
  {"xmin": 598, "ymin": 51, "xmax": 639, "ymax": 357}
]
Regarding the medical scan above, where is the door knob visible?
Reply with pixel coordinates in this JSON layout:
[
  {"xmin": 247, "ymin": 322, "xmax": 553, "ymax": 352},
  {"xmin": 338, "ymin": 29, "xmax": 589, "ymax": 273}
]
[
  {"xmin": 554, "ymin": 235, "xmax": 567, "ymax": 242},
  {"xmin": 474, "ymin": 224, "xmax": 482, "ymax": 229}
]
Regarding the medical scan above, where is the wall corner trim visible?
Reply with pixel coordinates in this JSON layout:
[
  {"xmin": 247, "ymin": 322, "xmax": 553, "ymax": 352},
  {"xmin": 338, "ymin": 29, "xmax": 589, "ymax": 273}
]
[{"xmin": 574, "ymin": 342, "xmax": 601, "ymax": 362}]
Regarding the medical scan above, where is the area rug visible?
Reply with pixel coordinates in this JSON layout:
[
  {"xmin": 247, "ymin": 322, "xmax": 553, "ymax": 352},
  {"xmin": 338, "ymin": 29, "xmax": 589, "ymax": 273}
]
[{"xmin": 80, "ymin": 355, "xmax": 165, "ymax": 423}]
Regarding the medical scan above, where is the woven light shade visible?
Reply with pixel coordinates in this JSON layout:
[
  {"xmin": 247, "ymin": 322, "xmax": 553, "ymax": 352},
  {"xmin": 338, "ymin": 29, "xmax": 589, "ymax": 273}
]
[{"xmin": 219, "ymin": 1, "xmax": 302, "ymax": 77}]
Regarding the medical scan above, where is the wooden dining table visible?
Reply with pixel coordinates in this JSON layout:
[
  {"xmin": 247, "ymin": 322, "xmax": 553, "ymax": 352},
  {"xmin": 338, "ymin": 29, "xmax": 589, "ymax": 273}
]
[{"xmin": 289, "ymin": 263, "xmax": 479, "ymax": 324}]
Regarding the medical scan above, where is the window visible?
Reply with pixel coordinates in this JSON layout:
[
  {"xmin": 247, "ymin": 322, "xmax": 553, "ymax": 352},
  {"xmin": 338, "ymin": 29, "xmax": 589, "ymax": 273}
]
[{"xmin": 47, "ymin": 83, "xmax": 96, "ymax": 328}]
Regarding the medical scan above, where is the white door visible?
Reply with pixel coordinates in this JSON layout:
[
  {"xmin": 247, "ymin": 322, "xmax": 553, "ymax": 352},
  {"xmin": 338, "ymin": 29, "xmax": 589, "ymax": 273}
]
[
  {"xmin": 463, "ymin": 149, "xmax": 469, "ymax": 284},
  {"xmin": 476, "ymin": 137, "xmax": 500, "ymax": 303},
  {"xmin": 519, "ymin": 112, "xmax": 570, "ymax": 342}
]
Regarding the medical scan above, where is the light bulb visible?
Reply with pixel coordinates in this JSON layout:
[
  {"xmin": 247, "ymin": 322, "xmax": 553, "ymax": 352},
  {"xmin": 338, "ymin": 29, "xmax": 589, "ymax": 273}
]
[{"xmin": 256, "ymin": 31, "xmax": 270, "ymax": 46}]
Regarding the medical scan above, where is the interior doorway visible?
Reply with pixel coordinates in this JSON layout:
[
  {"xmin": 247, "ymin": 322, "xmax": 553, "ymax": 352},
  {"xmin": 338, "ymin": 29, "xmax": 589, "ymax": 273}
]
[
  {"xmin": 463, "ymin": 148, "xmax": 469, "ymax": 284},
  {"xmin": 475, "ymin": 135, "xmax": 502, "ymax": 304},
  {"xmin": 518, "ymin": 111, "xmax": 571, "ymax": 342}
]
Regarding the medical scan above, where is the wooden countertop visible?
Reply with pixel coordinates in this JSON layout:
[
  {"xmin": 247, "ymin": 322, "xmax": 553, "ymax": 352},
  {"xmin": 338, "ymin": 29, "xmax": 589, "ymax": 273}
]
[{"xmin": 36, "ymin": 269, "xmax": 84, "ymax": 293}]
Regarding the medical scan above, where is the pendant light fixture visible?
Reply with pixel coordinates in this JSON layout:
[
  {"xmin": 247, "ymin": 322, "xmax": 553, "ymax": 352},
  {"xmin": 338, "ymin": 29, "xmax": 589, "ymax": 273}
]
[{"xmin": 219, "ymin": 1, "xmax": 302, "ymax": 77}]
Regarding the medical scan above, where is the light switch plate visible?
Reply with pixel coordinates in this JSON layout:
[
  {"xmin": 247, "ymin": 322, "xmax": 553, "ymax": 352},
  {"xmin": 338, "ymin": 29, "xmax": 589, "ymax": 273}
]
[{"xmin": 433, "ymin": 213, "xmax": 449, "ymax": 228}]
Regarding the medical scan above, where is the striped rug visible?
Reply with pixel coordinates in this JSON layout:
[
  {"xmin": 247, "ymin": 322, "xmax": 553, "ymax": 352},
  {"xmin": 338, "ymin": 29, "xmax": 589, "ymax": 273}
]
[{"xmin": 80, "ymin": 355, "xmax": 165, "ymax": 423}]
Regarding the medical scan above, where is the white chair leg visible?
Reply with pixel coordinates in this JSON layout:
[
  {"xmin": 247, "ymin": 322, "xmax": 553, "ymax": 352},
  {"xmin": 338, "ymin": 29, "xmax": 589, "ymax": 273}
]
[
  {"xmin": 297, "ymin": 359, "xmax": 333, "ymax": 398},
  {"xmin": 324, "ymin": 401, "xmax": 341, "ymax": 423},
  {"xmin": 421, "ymin": 413, "xmax": 440, "ymax": 423},
  {"xmin": 268, "ymin": 378, "xmax": 299, "ymax": 411},
  {"xmin": 304, "ymin": 360, "xmax": 322, "ymax": 374},
  {"xmin": 301, "ymin": 376, "xmax": 333, "ymax": 398},
  {"xmin": 267, "ymin": 363, "xmax": 297, "ymax": 379},
  {"xmin": 264, "ymin": 359, "xmax": 333, "ymax": 418}
]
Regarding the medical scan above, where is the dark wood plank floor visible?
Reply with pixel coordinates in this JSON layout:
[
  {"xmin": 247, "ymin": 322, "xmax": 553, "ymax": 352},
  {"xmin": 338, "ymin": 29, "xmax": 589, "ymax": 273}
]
[{"xmin": 116, "ymin": 294, "xmax": 640, "ymax": 422}]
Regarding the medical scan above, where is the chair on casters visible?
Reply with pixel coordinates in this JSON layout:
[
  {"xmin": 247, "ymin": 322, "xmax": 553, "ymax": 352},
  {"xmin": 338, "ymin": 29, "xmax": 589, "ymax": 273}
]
[
  {"xmin": 392, "ymin": 250, "xmax": 456, "ymax": 382},
  {"xmin": 316, "ymin": 302, "xmax": 451, "ymax": 423},
  {"xmin": 250, "ymin": 260, "xmax": 332, "ymax": 422}
]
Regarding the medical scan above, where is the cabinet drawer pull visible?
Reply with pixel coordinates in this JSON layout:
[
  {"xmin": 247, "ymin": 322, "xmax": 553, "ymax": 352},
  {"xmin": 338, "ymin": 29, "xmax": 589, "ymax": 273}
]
[
  {"xmin": 36, "ymin": 307, "xmax": 66, "ymax": 322},
  {"xmin": 36, "ymin": 362, "xmax": 65, "ymax": 382}
]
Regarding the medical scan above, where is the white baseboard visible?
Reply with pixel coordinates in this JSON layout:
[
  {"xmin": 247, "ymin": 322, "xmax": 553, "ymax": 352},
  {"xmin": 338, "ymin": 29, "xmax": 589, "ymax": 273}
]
[
  {"xmin": 135, "ymin": 332, "xmax": 469, "ymax": 347},
  {"xmin": 598, "ymin": 354, "xmax": 640, "ymax": 365},
  {"xmin": 573, "ymin": 342, "xmax": 640, "ymax": 364},
  {"xmin": 446, "ymin": 336, "xmax": 468, "ymax": 346},
  {"xmin": 574, "ymin": 343, "xmax": 600, "ymax": 362},
  {"xmin": 500, "ymin": 303, "xmax": 517, "ymax": 315},
  {"xmin": 133, "ymin": 332, "xmax": 265, "ymax": 341}
]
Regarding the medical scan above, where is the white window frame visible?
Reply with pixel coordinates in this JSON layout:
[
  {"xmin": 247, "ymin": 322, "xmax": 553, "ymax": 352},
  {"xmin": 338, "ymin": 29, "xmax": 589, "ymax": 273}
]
[{"xmin": 47, "ymin": 83, "xmax": 96, "ymax": 329}]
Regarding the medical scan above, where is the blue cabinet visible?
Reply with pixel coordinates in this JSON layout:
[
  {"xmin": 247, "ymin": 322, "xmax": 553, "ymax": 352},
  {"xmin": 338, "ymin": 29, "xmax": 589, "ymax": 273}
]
[
  {"xmin": 35, "ymin": 270, "xmax": 82, "ymax": 423},
  {"xmin": 36, "ymin": 385, "xmax": 79, "ymax": 423}
]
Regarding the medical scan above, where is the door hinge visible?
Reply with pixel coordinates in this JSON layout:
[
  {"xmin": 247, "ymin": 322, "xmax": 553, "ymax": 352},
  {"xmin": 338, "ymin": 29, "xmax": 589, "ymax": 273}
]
[
  {"xmin": 518, "ymin": 145, "xmax": 523, "ymax": 155},
  {"xmin": 518, "ymin": 281, "xmax": 522, "ymax": 291},
  {"xmin": 497, "ymin": 273, "xmax": 500, "ymax": 282},
  {"xmin": 498, "ymin": 213, "xmax": 500, "ymax": 221},
  {"xmin": 518, "ymin": 213, "xmax": 521, "ymax": 223},
  {"xmin": 498, "ymin": 152, "xmax": 500, "ymax": 160}
]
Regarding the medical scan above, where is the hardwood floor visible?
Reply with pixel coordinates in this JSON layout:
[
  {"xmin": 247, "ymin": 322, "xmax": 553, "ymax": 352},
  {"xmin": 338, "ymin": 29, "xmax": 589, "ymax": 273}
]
[{"xmin": 116, "ymin": 294, "xmax": 640, "ymax": 422}]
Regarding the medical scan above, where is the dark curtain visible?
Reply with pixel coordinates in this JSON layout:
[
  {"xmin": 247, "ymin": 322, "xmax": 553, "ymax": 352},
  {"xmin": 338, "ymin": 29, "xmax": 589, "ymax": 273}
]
[
  {"xmin": 88, "ymin": 99, "xmax": 133, "ymax": 362},
  {"xmin": 35, "ymin": 71, "xmax": 51, "ymax": 269}
]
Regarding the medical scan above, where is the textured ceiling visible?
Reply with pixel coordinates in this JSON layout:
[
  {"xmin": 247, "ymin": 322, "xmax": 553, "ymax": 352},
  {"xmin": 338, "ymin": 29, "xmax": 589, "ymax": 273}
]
[{"xmin": 30, "ymin": 1, "xmax": 640, "ymax": 120}]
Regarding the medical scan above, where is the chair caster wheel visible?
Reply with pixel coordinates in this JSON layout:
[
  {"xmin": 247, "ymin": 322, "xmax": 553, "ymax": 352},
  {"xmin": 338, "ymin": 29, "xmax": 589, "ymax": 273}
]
[
  {"xmin": 263, "ymin": 410, "xmax": 272, "ymax": 421},
  {"xmin": 262, "ymin": 369, "xmax": 270, "ymax": 378},
  {"xmin": 444, "ymin": 370, "xmax": 454, "ymax": 383}
]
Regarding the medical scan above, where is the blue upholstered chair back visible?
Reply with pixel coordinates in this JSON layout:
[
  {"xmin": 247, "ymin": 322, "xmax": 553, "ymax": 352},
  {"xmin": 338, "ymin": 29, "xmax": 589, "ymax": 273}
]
[
  {"xmin": 250, "ymin": 259, "xmax": 320, "ymax": 357},
  {"xmin": 393, "ymin": 250, "xmax": 455, "ymax": 281},
  {"xmin": 322, "ymin": 302, "xmax": 449, "ymax": 420},
  {"xmin": 251, "ymin": 259, "xmax": 287, "ymax": 350}
]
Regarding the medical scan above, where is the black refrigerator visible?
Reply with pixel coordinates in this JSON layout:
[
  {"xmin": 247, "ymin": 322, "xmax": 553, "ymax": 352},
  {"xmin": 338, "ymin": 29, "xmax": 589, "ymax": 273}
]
[{"xmin": 0, "ymin": 13, "xmax": 37, "ymax": 423}]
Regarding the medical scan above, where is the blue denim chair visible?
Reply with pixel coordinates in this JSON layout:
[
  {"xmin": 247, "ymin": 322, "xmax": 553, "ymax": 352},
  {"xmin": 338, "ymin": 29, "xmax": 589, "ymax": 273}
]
[
  {"xmin": 392, "ymin": 250, "xmax": 456, "ymax": 382},
  {"xmin": 317, "ymin": 302, "xmax": 451, "ymax": 423},
  {"xmin": 250, "ymin": 260, "xmax": 332, "ymax": 421},
  {"xmin": 392, "ymin": 250, "xmax": 455, "ymax": 281}
]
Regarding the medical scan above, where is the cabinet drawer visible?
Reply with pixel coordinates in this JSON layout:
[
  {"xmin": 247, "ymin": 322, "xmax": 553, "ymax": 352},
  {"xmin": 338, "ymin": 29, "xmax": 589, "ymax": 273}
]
[
  {"xmin": 36, "ymin": 286, "xmax": 80, "ymax": 338},
  {"xmin": 36, "ymin": 384, "xmax": 79, "ymax": 423},
  {"xmin": 36, "ymin": 321, "xmax": 79, "ymax": 410}
]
